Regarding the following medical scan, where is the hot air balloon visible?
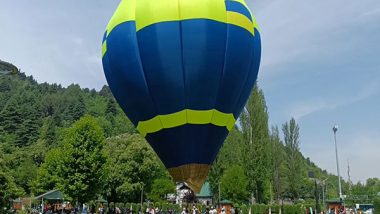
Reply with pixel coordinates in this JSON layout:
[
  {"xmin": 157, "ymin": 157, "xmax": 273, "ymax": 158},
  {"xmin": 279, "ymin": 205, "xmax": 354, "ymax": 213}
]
[{"xmin": 101, "ymin": 0, "xmax": 261, "ymax": 192}]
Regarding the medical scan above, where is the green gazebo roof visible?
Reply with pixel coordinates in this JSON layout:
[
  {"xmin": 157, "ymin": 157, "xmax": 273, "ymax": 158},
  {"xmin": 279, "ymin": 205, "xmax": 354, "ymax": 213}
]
[
  {"xmin": 220, "ymin": 199, "xmax": 233, "ymax": 205},
  {"xmin": 196, "ymin": 182, "xmax": 212, "ymax": 198},
  {"xmin": 35, "ymin": 190, "xmax": 64, "ymax": 200}
]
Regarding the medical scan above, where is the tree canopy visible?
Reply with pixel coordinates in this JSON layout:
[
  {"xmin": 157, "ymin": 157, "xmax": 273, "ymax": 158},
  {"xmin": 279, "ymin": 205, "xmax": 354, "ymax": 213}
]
[{"xmin": 0, "ymin": 71, "xmax": 377, "ymax": 207}]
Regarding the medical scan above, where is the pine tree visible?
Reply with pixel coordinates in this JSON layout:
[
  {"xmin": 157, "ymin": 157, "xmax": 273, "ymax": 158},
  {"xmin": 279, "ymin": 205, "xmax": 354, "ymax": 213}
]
[
  {"xmin": 241, "ymin": 85, "xmax": 271, "ymax": 203},
  {"xmin": 106, "ymin": 98, "xmax": 118, "ymax": 118},
  {"xmin": 282, "ymin": 118, "xmax": 303, "ymax": 200},
  {"xmin": 270, "ymin": 126, "xmax": 285, "ymax": 202},
  {"xmin": 0, "ymin": 102, "xmax": 22, "ymax": 133}
]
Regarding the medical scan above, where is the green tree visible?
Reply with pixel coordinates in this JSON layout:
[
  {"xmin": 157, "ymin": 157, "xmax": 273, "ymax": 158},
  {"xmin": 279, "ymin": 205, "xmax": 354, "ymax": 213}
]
[
  {"xmin": 62, "ymin": 84, "xmax": 86, "ymax": 122},
  {"xmin": 40, "ymin": 117, "xmax": 58, "ymax": 145},
  {"xmin": 220, "ymin": 165, "xmax": 249, "ymax": 204},
  {"xmin": 31, "ymin": 148, "xmax": 63, "ymax": 195},
  {"xmin": 373, "ymin": 196, "xmax": 380, "ymax": 214},
  {"xmin": 12, "ymin": 158, "xmax": 38, "ymax": 194},
  {"xmin": 0, "ymin": 171, "xmax": 24, "ymax": 208},
  {"xmin": 241, "ymin": 85, "xmax": 271, "ymax": 203},
  {"xmin": 0, "ymin": 99, "xmax": 22, "ymax": 134},
  {"xmin": 366, "ymin": 178, "xmax": 380, "ymax": 195},
  {"xmin": 112, "ymin": 113, "xmax": 136, "ymax": 135},
  {"xmin": 59, "ymin": 115, "xmax": 105, "ymax": 203},
  {"xmin": 208, "ymin": 127, "xmax": 244, "ymax": 199},
  {"xmin": 103, "ymin": 134, "xmax": 166, "ymax": 203},
  {"xmin": 282, "ymin": 118, "xmax": 303, "ymax": 200},
  {"xmin": 148, "ymin": 178, "xmax": 176, "ymax": 202},
  {"xmin": 106, "ymin": 98, "xmax": 118, "ymax": 118},
  {"xmin": 270, "ymin": 126, "xmax": 285, "ymax": 202},
  {"xmin": 0, "ymin": 157, "xmax": 24, "ymax": 208}
]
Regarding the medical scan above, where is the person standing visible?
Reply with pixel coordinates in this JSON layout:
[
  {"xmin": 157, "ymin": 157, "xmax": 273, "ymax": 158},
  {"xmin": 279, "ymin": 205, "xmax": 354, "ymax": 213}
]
[
  {"xmin": 192, "ymin": 205, "xmax": 198, "ymax": 214},
  {"xmin": 181, "ymin": 208, "xmax": 187, "ymax": 214},
  {"xmin": 221, "ymin": 207, "xmax": 226, "ymax": 214}
]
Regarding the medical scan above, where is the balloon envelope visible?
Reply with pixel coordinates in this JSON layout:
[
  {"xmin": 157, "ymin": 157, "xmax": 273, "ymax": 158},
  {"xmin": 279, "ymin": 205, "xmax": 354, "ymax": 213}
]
[{"xmin": 102, "ymin": 0, "xmax": 261, "ymax": 192}]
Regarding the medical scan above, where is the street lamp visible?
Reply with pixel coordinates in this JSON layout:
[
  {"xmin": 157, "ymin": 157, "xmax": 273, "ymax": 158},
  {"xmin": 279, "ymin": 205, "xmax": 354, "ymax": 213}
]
[
  {"xmin": 333, "ymin": 124, "xmax": 342, "ymax": 200},
  {"xmin": 140, "ymin": 183, "xmax": 144, "ymax": 214}
]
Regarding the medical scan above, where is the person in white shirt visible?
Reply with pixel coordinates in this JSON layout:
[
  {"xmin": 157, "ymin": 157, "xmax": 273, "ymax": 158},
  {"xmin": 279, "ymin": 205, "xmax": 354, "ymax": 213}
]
[
  {"xmin": 221, "ymin": 207, "xmax": 226, "ymax": 214},
  {"xmin": 181, "ymin": 208, "xmax": 187, "ymax": 214}
]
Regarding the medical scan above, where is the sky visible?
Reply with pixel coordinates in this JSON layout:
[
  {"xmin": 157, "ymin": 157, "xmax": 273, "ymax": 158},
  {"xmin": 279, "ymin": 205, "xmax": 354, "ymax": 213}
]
[{"xmin": 1, "ymin": 0, "xmax": 379, "ymax": 184}]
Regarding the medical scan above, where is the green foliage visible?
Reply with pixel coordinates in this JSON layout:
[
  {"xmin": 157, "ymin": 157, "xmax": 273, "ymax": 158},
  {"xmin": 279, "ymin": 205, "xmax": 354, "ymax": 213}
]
[
  {"xmin": 148, "ymin": 178, "xmax": 176, "ymax": 202},
  {"xmin": 270, "ymin": 126, "xmax": 286, "ymax": 202},
  {"xmin": 31, "ymin": 148, "xmax": 63, "ymax": 195},
  {"xmin": 103, "ymin": 134, "xmax": 167, "ymax": 203},
  {"xmin": 374, "ymin": 196, "xmax": 380, "ymax": 214},
  {"xmin": 12, "ymin": 157, "xmax": 38, "ymax": 194},
  {"xmin": 1, "ymin": 71, "xmax": 379, "ymax": 205},
  {"xmin": 208, "ymin": 127, "xmax": 244, "ymax": 198},
  {"xmin": 0, "ymin": 72, "xmax": 136, "ymax": 196},
  {"xmin": 282, "ymin": 118, "xmax": 303, "ymax": 200},
  {"xmin": 59, "ymin": 115, "xmax": 106, "ymax": 203},
  {"xmin": 0, "ymin": 161, "xmax": 24, "ymax": 207},
  {"xmin": 220, "ymin": 165, "xmax": 249, "ymax": 204},
  {"xmin": 61, "ymin": 85, "xmax": 87, "ymax": 122},
  {"xmin": 241, "ymin": 85, "xmax": 271, "ymax": 203}
]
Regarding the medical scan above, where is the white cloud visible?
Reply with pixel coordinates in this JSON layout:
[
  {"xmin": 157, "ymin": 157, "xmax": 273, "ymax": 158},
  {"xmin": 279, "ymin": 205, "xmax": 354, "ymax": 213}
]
[{"xmin": 288, "ymin": 77, "xmax": 380, "ymax": 120}]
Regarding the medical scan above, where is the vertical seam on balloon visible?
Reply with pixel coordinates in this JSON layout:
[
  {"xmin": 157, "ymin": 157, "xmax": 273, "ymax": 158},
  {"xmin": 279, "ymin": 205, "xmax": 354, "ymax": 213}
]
[
  {"xmin": 177, "ymin": 0, "xmax": 188, "ymax": 124},
  {"xmin": 205, "ymin": 2, "xmax": 229, "ymax": 163},
  {"xmin": 134, "ymin": 4, "xmax": 164, "ymax": 129},
  {"xmin": 233, "ymin": 30, "xmax": 258, "ymax": 119},
  {"xmin": 211, "ymin": 1, "xmax": 229, "ymax": 130}
]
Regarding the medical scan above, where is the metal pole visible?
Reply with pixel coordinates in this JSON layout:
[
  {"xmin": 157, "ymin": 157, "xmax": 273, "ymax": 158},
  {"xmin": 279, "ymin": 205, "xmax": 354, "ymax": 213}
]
[
  {"xmin": 141, "ymin": 184, "xmax": 144, "ymax": 214},
  {"xmin": 322, "ymin": 181, "xmax": 325, "ymax": 206},
  {"xmin": 218, "ymin": 182, "xmax": 221, "ymax": 209},
  {"xmin": 322, "ymin": 178, "xmax": 328, "ymax": 207},
  {"xmin": 333, "ymin": 125, "xmax": 342, "ymax": 200}
]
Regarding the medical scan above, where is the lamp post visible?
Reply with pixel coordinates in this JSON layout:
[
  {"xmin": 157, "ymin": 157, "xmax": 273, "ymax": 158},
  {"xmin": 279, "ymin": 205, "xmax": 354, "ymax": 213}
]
[
  {"xmin": 333, "ymin": 124, "xmax": 342, "ymax": 200},
  {"xmin": 140, "ymin": 183, "xmax": 144, "ymax": 214},
  {"xmin": 321, "ymin": 178, "xmax": 328, "ymax": 206},
  {"xmin": 218, "ymin": 182, "xmax": 221, "ymax": 209}
]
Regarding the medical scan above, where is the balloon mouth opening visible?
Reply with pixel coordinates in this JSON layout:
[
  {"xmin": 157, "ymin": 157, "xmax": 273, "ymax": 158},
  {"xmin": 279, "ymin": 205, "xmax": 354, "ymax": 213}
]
[{"xmin": 168, "ymin": 164, "xmax": 210, "ymax": 193}]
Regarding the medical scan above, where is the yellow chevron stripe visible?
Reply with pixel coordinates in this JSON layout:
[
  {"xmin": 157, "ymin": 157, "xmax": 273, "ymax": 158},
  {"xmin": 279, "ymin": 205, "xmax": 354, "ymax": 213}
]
[
  {"xmin": 106, "ymin": 0, "xmax": 259, "ymax": 37},
  {"xmin": 135, "ymin": 0, "xmax": 227, "ymax": 32},
  {"xmin": 226, "ymin": 0, "xmax": 260, "ymax": 32},
  {"xmin": 227, "ymin": 11, "xmax": 256, "ymax": 36},
  {"xmin": 136, "ymin": 109, "xmax": 236, "ymax": 137},
  {"xmin": 102, "ymin": 41, "xmax": 107, "ymax": 57},
  {"xmin": 106, "ymin": 0, "xmax": 136, "ymax": 36}
]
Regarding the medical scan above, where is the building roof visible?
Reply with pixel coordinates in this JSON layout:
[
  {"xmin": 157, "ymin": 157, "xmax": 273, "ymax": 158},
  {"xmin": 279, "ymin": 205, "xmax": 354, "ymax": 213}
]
[
  {"xmin": 35, "ymin": 190, "xmax": 64, "ymax": 200},
  {"xmin": 220, "ymin": 199, "xmax": 233, "ymax": 205},
  {"xmin": 196, "ymin": 182, "xmax": 212, "ymax": 198}
]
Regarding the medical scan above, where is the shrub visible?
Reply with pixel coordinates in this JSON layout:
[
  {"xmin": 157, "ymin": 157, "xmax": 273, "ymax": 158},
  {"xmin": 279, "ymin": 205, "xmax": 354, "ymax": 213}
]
[{"xmin": 373, "ymin": 197, "xmax": 380, "ymax": 214}]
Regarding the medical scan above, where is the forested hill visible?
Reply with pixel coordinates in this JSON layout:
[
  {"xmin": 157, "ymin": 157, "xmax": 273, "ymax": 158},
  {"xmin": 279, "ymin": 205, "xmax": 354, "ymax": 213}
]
[
  {"xmin": 0, "ymin": 71, "xmax": 136, "ymax": 198},
  {"xmin": 0, "ymin": 70, "xmax": 378, "ymax": 205},
  {"xmin": 0, "ymin": 72, "xmax": 135, "ymax": 148}
]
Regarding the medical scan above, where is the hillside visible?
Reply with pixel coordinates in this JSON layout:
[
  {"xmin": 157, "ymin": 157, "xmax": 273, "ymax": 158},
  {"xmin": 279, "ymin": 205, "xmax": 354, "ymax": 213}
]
[{"xmin": 0, "ymin": 60, "xmax": 18, "ymax": 75}]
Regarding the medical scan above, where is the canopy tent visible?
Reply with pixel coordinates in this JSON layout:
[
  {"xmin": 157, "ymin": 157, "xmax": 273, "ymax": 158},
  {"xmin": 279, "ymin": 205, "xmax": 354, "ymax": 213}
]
[
  {"xmin": 35, "ymin": 190, "xmax": 64, "ymax": 200},
  {"xmin": 35, "ymin": 190, "xmax": 65, "ymax": 213}
]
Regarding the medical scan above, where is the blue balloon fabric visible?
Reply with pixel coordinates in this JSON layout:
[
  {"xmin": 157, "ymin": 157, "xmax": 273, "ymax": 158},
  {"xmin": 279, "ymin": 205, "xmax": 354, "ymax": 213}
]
[{"xmin": 102, "ymin": 0, "xmax": 261, "ymax": 192}]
